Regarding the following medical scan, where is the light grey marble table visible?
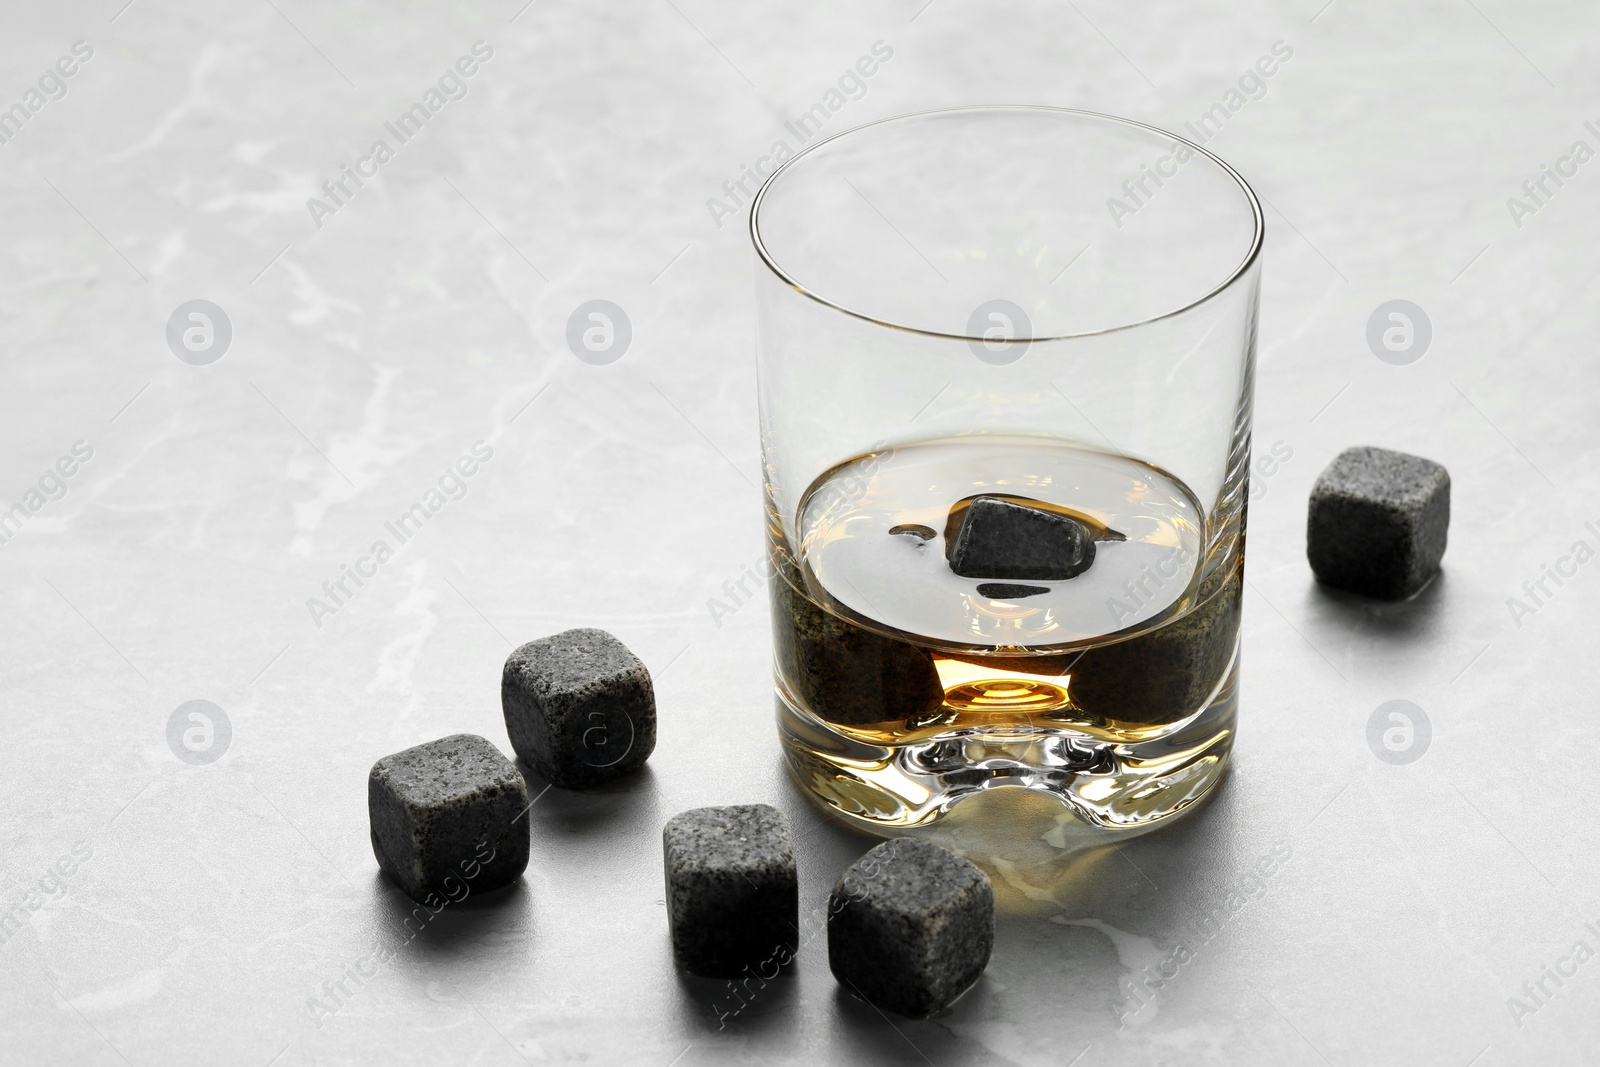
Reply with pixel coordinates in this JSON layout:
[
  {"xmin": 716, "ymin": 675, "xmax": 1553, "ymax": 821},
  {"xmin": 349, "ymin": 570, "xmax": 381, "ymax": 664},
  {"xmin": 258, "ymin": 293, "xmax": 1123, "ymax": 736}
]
[{"xmin": 3, "ymin": 1, "xmax": 1598, "ymax": 1064}]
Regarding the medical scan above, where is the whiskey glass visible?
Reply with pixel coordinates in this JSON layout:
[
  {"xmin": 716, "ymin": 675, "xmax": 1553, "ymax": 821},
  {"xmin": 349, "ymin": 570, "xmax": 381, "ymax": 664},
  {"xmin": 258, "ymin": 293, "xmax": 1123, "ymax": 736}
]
[{"xmin": 750, "ymin": 106, "xmax": 1262, "ymax": 832}]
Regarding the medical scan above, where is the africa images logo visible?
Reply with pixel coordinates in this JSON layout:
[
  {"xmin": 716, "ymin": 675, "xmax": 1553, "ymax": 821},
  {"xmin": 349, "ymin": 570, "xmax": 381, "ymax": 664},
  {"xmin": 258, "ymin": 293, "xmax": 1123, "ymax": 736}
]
[{"xmin": 305, "ymin": 42, "xmax": 495, "ymax": 230}]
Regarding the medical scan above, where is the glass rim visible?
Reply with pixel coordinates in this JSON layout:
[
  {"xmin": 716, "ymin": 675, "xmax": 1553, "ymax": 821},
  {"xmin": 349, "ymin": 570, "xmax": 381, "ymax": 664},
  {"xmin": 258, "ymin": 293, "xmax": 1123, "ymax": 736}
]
[{"xmin": 748, "ymin": 104, "xmax": 1265, "ymax": 344}]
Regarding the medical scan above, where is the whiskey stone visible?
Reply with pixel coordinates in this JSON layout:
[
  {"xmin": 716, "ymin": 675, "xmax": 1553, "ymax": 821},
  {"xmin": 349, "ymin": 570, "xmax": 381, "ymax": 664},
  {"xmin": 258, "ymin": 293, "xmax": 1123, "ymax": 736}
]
[
  {"xmin": 770, "ymin": 565, "xmax": 945, "ymax": 727},
  {"xmin": 502, "ymin": 628, "xmax": 656, "ymax": 789},
  {"xmin": 947, "ymin": 495, "xmax": 1095, "ymax": 580},
  {"xmin": 1307, "ymin": 446, "xmax": 1450, "ymax": 600},
  {"xmin": 368, "ymin": 733, "xmax": 530, "ymax": 905},
  {"xmin": 829, "ymin": 839, "xmax": 994, "ymax": 1018},
  {"xmin": 663, "ymin": 804, "xmax": 798, "ymax": 978},
  {"xmin": 1068, "ymin": 560, "xmax": 1241, "ymax": 725}
]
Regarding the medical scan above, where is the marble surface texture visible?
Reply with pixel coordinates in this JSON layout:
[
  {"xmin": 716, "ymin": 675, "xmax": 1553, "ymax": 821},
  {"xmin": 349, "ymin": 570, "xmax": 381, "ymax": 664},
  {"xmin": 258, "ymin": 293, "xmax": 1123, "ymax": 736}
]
[{"xmin": 3, "ymin": 1, "xmax": 1599, "ymax": 1064}]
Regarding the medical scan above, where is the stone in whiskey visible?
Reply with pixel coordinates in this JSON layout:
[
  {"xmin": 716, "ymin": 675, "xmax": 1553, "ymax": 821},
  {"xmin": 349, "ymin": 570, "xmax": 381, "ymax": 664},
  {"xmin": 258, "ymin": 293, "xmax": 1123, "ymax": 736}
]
[
  {"xmin": 1066, "ymin": 558, "xmax": 1242, "ymax": 724},
  {"xmin": 946, "ymin": 494, "xmax": 1096, "ymax": 580},
  {"xmin": 770, "ymin": 564, "xmax": 945, "ymax": 727}
]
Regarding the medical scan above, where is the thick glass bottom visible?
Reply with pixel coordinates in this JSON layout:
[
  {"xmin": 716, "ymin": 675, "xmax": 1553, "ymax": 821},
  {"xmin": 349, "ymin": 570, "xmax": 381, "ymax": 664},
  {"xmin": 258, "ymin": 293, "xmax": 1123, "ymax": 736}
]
[{"xmin": 778, "ymin": 644, "xmax": 1238, "ymax": 834}]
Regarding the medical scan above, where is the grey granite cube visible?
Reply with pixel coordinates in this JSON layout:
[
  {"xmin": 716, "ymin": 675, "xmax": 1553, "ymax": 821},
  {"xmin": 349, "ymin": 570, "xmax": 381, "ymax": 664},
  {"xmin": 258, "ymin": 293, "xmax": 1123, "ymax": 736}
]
[
  {"xmin": 947, "ymin": 495, "xmax": 1095, "ymax": 580},
  {"xmin": 770, "ymin": 566, "xmax": 945, "ymax": 728},
  {"xmin": 502, "ymin": 628, "xmax": 656, "ymax": 789},
  {"xmin": 1067, "ymin": 559, "xmax": 1242, "ymax": 725},
  {"xmin": 368, "ymin": 733, "xmax": 530, "ymax": 905},
  {"xmin": 1307, "ymin": 446, "xmax": 1450, "ymax": 600},
  {"xmin": 663, "ymin": 804, "xmax": 798, "ymax": 978},
  {"xmin": 829, "ymin": 839, "xmax": 993, "ymax": 1018}
]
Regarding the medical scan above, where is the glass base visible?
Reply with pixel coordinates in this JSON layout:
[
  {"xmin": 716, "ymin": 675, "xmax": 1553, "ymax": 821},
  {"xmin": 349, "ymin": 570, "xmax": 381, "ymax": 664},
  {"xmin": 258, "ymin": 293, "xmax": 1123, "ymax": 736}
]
[{"xmin": 779, "ymin": 644, "xmax": 1238, "ymax": 834}]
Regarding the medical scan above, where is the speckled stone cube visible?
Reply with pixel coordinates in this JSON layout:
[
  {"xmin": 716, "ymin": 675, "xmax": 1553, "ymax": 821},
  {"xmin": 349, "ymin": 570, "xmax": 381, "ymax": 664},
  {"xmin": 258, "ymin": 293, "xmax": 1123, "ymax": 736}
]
[
  {"xmin": 1307, "ymin": 446, "xmax": 1450, "ymax": 600},
  {"xmin": 368, "ymin": 734, "xmax": 530, "ymax": 905},
  {"xmin": 770, "ymin": 568, "xmax": 945, "ymax": 727},
  {"xmin": 1067, "ymin": 558, "xmax": 1242, "ymax": 725},
  {"xmin": 947, "ymin": 495, "xmax": 1095, "ymax": 580},
  {"xmin": 829, "ymin": 839, "xmax": 993, "ymax": 1018},
  {"xmin": 663, "ymin": 804, "xmax": 798, "ymax": 978},
  {"xmin": 501, "ymin": 628, "xmax": 656, "ymax": 789}
]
